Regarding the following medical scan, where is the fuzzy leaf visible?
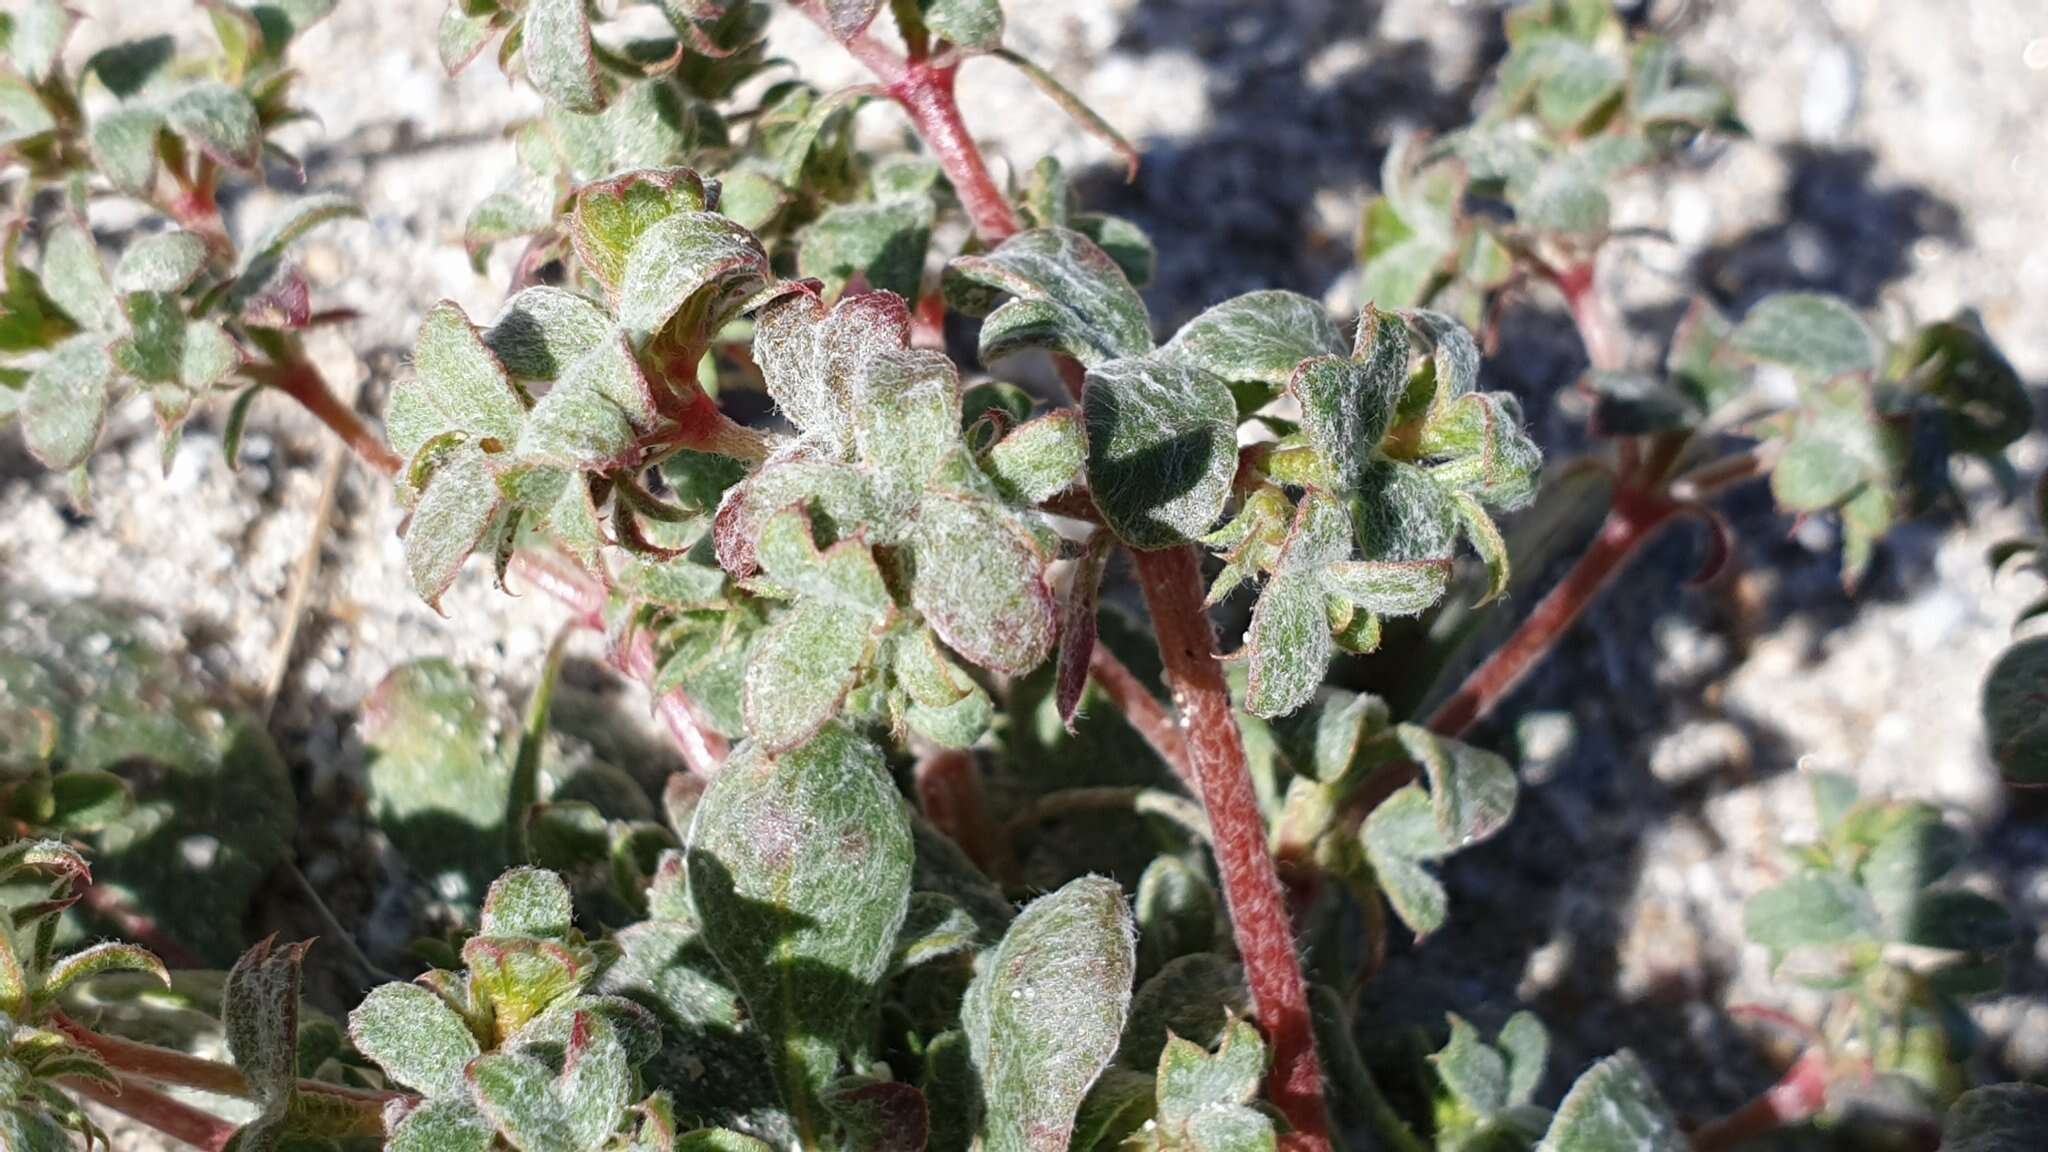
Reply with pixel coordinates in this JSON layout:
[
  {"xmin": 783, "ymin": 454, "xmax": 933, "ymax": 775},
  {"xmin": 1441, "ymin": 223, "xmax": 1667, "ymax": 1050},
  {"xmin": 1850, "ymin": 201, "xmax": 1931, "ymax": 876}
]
[
  {"xmin": 1293, "ymin": 305, "xmax": 1410, "ymax": 491},
  {"xmin": 115, "ymin": 231, "xmax": 210, "ymax": 294},
  {"xmin": 485, "ymin": 288, "xmax": 613, "ymax": 383},
  {"xmin": 41, "ymin": 222, "xmax": 119, "ymax": 332},
  {"xmin": 1942, "ymin": 1084, "xmax": 2048, "ymax": 1152},
  {"xmin": 1984, "ymin": 637, "xmax": 2048, "ymax": 786},
  {"xmin": 743, "ymin": 510, "xmax": 893, "ymax": 749},
  {"xmin": 90, "ymin": 107, "xmax": 165, "ymax": 196},
  {"xmin": 8, "ymin": 0, "xmax": 68, "ymax": 83},
  {"xmin": 618, "ymin": 212, "xmax": 770, "ymax": 342},
  {"xmin": 1771, "ymin": 430, "xmax": 1867, "ymax": 512},
  {"xmin": 362, "ymin": 659, "xmax": 510, "ymax": 901},
  {"xmin": 1135, "ymin": 857, "xmax": 1216, "ymax": 980},
  {"xmin": 801, "ymin": 199, "xmax": 934, "ymax": 304},
  {"xmin": 349, "ymin": 982, "xmax": 481, "ymax": 1097},
  {"xmin": 1162, "ymin": 290, "xmax": 1343, "ymax": 394},
  {"xmin": 1900, "ymin": 315, "xmax": 2033, "ymax": 457},
  {"xmin": 825, "ymin": 1078, "xmax": 930, "ymax": 1152},
  {"xmin": 1535, "ymin": 1052, "xmax": 1685, "ymax": 1152},
  {"xmin": 1500, "ymin": 1012, "xmax": 1549, "ymax": 1108},
  {"xmin": 516, "ymin": 379, "xmax": 636, "ymax": 470},
  {"xmin": 405, "ymin": 444, "xmax": 505, "ymax": 610},
  {"xmin": 115, "ymin": 293, "xmax": 239, "ymax": 391},
  {"xmin": 484, "ymin": 867, "xmax": 576, "ymax": 938},
  {"xmin": 822, "ymin": 0, "xmax": 884, "ymax": 38},
  {"xmin": 234, "ymin": 193, "xmax": 362, "ymax": 303},
  {"xmin": 908, "ymin": 493, "xmax": 1056, "ymax": 676},
  {"xmin": 1156, "ymin": 1019, "xmax": 1264, "ymax": 1128},
  {"xmin": 165, "ymin": 83, "xmax": 262, "ymax": 168},
  {"xmin": 469, "ymin": 1010, "xmax": 633, "ymax": 1152},
  {"xmin": 39, "ymin": 942, "xmax": 168, "ymax": 1003},
  {"xmin": 892, "ymin": 892, "xmax": 981, "ymax": 974},
  {"xmin": 1362, "ymin": 787, "xmax": 1448, "ymax": 936},
  {"xmin": 389, "ymin": 301, "xmax": 528, "ymax": 462},
  {"xmin": 944, "ymin": 227, "xmax": 1153, "ymax": 366},
  {"xmin": 1082, "ymin": 355, "xmax": 1236, "ymax": 549},
  {"xmin": 963, "ymin": 875, "xmax": 1136, "ymax": 1152},
  {"xmin": 850, "ymin": 343, "xmax": 960, "ymax": 496},
  {"xmin": 21, "ymin": 336, "xmax": 113, "ymax": 471},
  {"xmin": 438, "ymin": 4, "xmax": 498, "ymax": 75},
  {"xmin": 688, "ymin": 724, "xmax": 914, "ymax": 1130},
  {"xmin": 570, "ymin": 168, "xmax": 713, "ymax": 299},
  {"xmin": 390, "ymin": 1098, "xmax": 495, "ymax": 1152},
  {"xmin": 1397, "ymin": 724, "xmax": 1517, "ymax": 848},
  {"xmin": 1433, "ymin": 1015, "xmax": 1507, "ymax": 1117},
  {"xmin": 223, "ymin": 938, "xmax": 307, "ymax": 1152},
  {"xmin": 1733, "ymin": 293, "xmax": 1877, "ymax": 380},
  {"xmin": 987, "ymin": 409, "xmax": 1085, "ymax": 503},
  {"xmin": 524, "ymin": 0, "xmax": 606, "ymax": 114}
]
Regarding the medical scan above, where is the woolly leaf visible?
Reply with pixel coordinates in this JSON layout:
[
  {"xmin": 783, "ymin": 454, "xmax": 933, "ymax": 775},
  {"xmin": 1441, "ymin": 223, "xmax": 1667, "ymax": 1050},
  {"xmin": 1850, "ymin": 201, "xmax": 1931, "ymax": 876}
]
[
  {"xmin": 38, "ymin": 942, "xmax": 168, "ymax": 1004},
  {"xmin": 165, "ymin": 83, "xmax": 262, "ymax": 169},
  {"xmin": 963, "ymin": 875, "xmax": 1136, "ymax": 1152},
  {"xmin": 115, "ymin": 293, "xmax": 239, "ymax": 391},
  {"xmin": 944, "ymin": 227, "xmax": 1153, "ymax": 366},
  {"xmin": 223, "ymin": 938, "xmax": 307, "ymax": 1152},
  {"xmin": 1535, "ymin": 1052, "xmax": 1685, "ymax": 1152},
  {"xmin": 742, "ymin": 510, "xmax": 893, "ymax": 750},
  {"xmin": 1245, "ymin": 492, "xmax": 1348, "ymax": 718},
  {"xmin": 1421, "ymin": 392, "xmax": 1542, "ymax": 511},
  {"xmin": 1162, "ymin": 290, "xmax": 1343, "ymax": 394},
  {"xmin": 1396, "ymin": 723, "xmax": 1517, "ymax": 848},
  {"xmin": 516, "ymin": 379, "xmax": 636, "ymax": 470},
  {"xmin": 1135, "ymin": 856, "xmax": 1215, "ymax": 980},
  {"xmin": 389, "ymin": 301, "xmax": 528, "ymax": 462},
  {"xmin": 405, "ymin": 443, "xmax": 504, "ymax": 610},
  {"xmin": 1082, "ymin": 355, "xmax": 1236, "ymax": 548},
  {"xmin": 1155, "ymin": 1018, "xmax": 1264, "ymax": 1128},
  {"xmin": 908, "ymin": 492, "xmax": 1056, "ymax": 677},
  {"xmin": 21, "ymin": 336, "xmax": 112, "ymax": 471},
  {"xmin": 90, "ymin": 107, "xmax": 165, "ymax": 196},
  {"xmin": 1433, "ymin": 1015, "xmax": 1507, "ymax": 1117},
  {"xmin": 524, "ymin": 0, "xmax": 606, "ymax": 114},
  {"xmin": 438, "ymin": 4, "xmax": 498, "ymax": 75},
  {"xmin": 1771, "ymin": 430, "xmax": 1867, "ymax": 513},
  {"xmin": 824, "ymin": 1078, "xmax": 930, "ymax": 1152},
  {"xmin": 1295, "ymin": 305, "xmax": 1410, "ymax": 492},
  {"xmin": 1500, "ymin": 1012, "xmax": 1549, "ymax": 1108},
  {"xmin": 349, "ymin": 982, "xmax": 481, "ymax": 1098},
  {"xmin": 390, "ymin": 1098, "xmax": 495, "ymax": 1152},
  {"xmin": 849, "ymin": 343, "xmax": 960, "ymax": 497},
  {"xmin": 469, "ymin": 1009, "xmax": 633, "ymax": 1152},
  {"xmin": 1984, "ymin": 637, "xmax": 2048, "ymax": 786},
  {"xmin": 801, "ymin": 199, "xmax": 934, "ymax": 303},
  {"xmin": 822, "ymin": 0, "xmax": 884, "ymax": 38},
  {"xmin": 115, "ymin": 231, "xmax": 209, "ymax": 294},
  {"xmin": 483, "ymin": 867, "xmax": 575, "ymax": 938},
  {"xmin": 1362, "ymin": 787, "xmax": 1448, "ymax": 936},
  {"xmin": 986, "ymin": 409, "xmax": 1085, "ymax": 504},
  {"xmin": 688, "ymin": 724, "xmax": 913, "ymax": 1130},
  {"xmin": 1184, "ymin": 1105, "xmax": 1276, "ymax": 1152},
  {"xmin": 918, "ymin": 0, "xmax": 1004, "ymax": 50},
  {"xmin": 570, "ymin": 168, "xmax": 713, "ymax": 299},
  {"xmin": 1942, "ymin": 1084, "xmax": 2048, "ymax": 1152},
  {"xmin": 485, "ymin": 288, "xmax": 612, "ymax": 383},
  {"xmin": 1733, "ymin": 293, "xmax": 1877, "ymax": 380},
  {"xmin": 41, "ymin": 222, "xmax": 120, "ymax": 332},
  {"xmin": 618, "ymin": 212, "xmax": 770, "ymax": 342}
]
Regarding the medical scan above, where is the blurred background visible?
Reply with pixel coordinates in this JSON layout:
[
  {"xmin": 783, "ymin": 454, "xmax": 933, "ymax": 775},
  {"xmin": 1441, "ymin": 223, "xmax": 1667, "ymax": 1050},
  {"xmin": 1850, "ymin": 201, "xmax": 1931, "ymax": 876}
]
[{"xmin": 2, "ymin": 0, "xmax": 2043, "ymax": 1134}]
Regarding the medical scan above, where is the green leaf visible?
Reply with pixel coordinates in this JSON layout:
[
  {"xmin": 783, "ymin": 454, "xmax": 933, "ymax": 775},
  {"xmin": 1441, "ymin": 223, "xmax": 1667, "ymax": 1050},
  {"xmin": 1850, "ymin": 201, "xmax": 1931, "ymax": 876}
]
[
  {"xmin": 1894, "ymin": 890, "xmax": 2015, "ymax": 954},
  {"xmin": 469, "ymin": 1009, "xmax": 634, "ymax": 1152},
  {"xmin": 8, "ymin": 0, "xmax": 68, "ymax": 84},
  {"xmin": 349, "ymin": 982, "xmax": 481, "ymax": 1098},
  {"xmin": 41, "ymin": 222, "xmax": 120, "ymax": 332},
  {"xmin": 1433, "ymin": 1015, "xmax": 1507, "ymax": 1117},
  {"xmin": 1733, "ymin": 293, "xmax": 1877, "ymax": 380},
  {"xmin": 1135, "ymin": 857, "xmax": 1216, "ymax": 980},
  {"xmin": 90, "ymin": 107, "xmax": 165, "ymax": 196},
  {"xmin": 362, "ymin": 659, "xmax": 510, "ymax": 903},
  {"xmin": 516, "ymin": 377, "xmax": 636, "ymax": 470},
  {"xmin": 524, "ymin": 0, "xmax": 606, "ymax": 114},
  {"xmin": 1898, "ymin": 314, "xmax": 2034, "ymax": 457},
  {"xmin": 1161, "ymin": 290, "xmax": 1344, "ymax": 395},
  {"xmin": 1362, "ymin": 787, "xmax": 1448, "ymax": 936},
  {"xmin": 1941, "ymin": 1083, "xmax": 2048, "ymax": 1152},
  {"xmin": 1743, "ymin": 870, "xmax": 1877, "ymax": 953},
  {"xmin": 800, "ymin": 199, "xmax": 934, "ymax": 304},
  {"xmin": 1859, "ymin": 806, "xmax": 1967, "ymax": 927},
  {"xmin": 1072, "ymin": 1071, "xmax": 1156, "ymax": 1152},
  {"xmin": 1155, "ymin": 1018, "xmax": 1265, "ymax": 1128},
  {"xmin": 907, "ymin": 492, "xmax": 1056, "ymax": 677},
  {"xmin": 438, "ymin": 3, "xmax": 499, "ymax": 75},
  {"xmin": 687, "ymin": 724, "xmax": 913, "ymax": 1134},
  {"xmin": 165, "ymin": 83, "xmax": 262, "ymax": 169},
  {"xmin": 919, "ymin": 0, "xmax": 1004, "ymax": 51},
  {"xmin": 405, "ymin": 443, "xmax": 506, "ymax": 610},
  {"xmin": 1183, "ymin": 1103, "xmax": 1276, "ymax": 1152},
  {"xmin": 848, "ymin": 341, "xmax": 960, "ymax": 497},
  {"xmin": 114, "ymin": 292, "xmax": 240, "ymax": 392},
  {"xmin": 1499, "ymin": 1012, "xmax": 1549, "ymax": 1108},
  {"xmin": 223, "ymin": 937, "xmax": 308, "ymax": 1152},
  {"xmin": 1082, "ymin": 355, "xmax": 1236, "ymax": 549},
  {"xmin": 47, "ymin": 768, "xmax": 134, "ymax": 832},
  {"xmin": 944, "ymin": 227, "xmax": 1153, "ymax": 367},
  {"xmin": 824, "ymin": 1077, "xmax": 930, "ymax": 1152},
  {"xmin": 892, "ymin": 892, "xmax": 981, "ymax": 974},
  {"xmin": 21, "ymin": 336, "xmax": 113, "ymax": 471},
  {"xmin": 986, "ymin": 409, "xmax": 1085, "ymax": 503},
  {"xmin": 485, "ymin": 287, "xmax": 613, "ymax": 383},
  {"xmin": 1771, "ymin": 430, "xmax": 1867, "ymax": 512},
  {"xmin": 963, "ymin": 875, "xmax": 1136, "ymax": 1152},
  {"xmin": 742, "ymin": 509, "xmax": 893, "ymax": 750},
  {"xmin": 1984, "ymin": 637, "xmax": 2048, "ymax": 786},
  {"xmin": 114, "ymin": 231, "xmax": 210, "ymax": 294},
  {"xmin": 822, "ymin": 0, "xmax": 884, "ymax": 38},
  {"xmin": 484, "ymin": 867, "xmax": 576, "ymax": 938},
  {"xmin": 38, "ymin": 942, "xmax": 168, "ymax": 1004},
  {"xmin": 389, "ymin": 1097, "xmax": 495, "ymax": 1152},
  {"xmin": 617, "ymin": 211, "xmax": 770, "ymax": 343},
  {"xmin": 388, "ymin": 300, "xmax": 528, "ymax": 463},
  {"xmin": 1295, "ymin": 306, "xmax": 1411, "ymax": 492},
  {"xmin": 234, "ymin": 193, "xmax": 363, "ymax": 300},
  {"xmin": 1421, "ymin": 392, "xmax": 1543, "ymax": 510},
  {"xmin": 1244, "ymin": 494, "xmax": 1347, "ymax": 718},
  {"xmin": 1535, "ymin": 1052, "xmax": 1684, "ymax": 1152},
  {"xmin": 570, "ymin": 168, "xmax": 713, "ymax": 299}
]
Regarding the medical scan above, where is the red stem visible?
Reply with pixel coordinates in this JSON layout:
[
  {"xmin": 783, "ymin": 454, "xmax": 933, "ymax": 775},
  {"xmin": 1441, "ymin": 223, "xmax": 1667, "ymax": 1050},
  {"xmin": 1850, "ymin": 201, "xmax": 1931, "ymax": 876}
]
[
  {"xmin": 1087, "ymin": 645, "xmax": 1196, "ymax": 792},
  {"xmin": 892, "ymin": 61, "xmax": 1019, "ymax": 244},
  {"xmin": 1551, "ymin": 261, "xmax": 1624, "ymax": 375},
  {"xmin": 1427, "ymin": 487, "xmax": 1675, "ymax": 739},
  {"xmin": 55, "ymin": 1015, "xmax": 247, "ymax": 1097},
  {"xmin": 261, "ymin": 359, "xmax": 404, "ymax": 478},
  {"xmin": 1688, "ymin": 1049, "xmax": 1832, "ymax": 1152},
  {"xmin": 68, "ymin": 1076, "xmax": 241, "ymax": 1152},
  {"xmin": 1132, "ymin": 546, "xmax": 1330, "ymax": 1150},
  {"xmin": 913, "ymin": 748, "xmax": 1008, "ymax": 879}
]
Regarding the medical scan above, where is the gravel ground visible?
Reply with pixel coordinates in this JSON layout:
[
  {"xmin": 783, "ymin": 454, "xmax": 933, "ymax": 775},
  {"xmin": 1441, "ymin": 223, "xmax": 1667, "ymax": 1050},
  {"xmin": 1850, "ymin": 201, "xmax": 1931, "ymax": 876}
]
[{"xmin": 3, "ymin": 0, "xmax": 2045, "ymax": 1141}]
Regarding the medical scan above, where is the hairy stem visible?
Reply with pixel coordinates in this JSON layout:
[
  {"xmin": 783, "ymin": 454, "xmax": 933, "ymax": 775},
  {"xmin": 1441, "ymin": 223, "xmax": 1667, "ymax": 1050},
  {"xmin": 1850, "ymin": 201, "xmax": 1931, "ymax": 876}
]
[
  {"xmin": 1132, "ymin": 546, "xmax": 1331, "ymax": 1150},
  {"xmin": 893, "ymin": 61, "xmax": 1018, "ymax": 243},
  {"xmin": 54, "ymin": 1015, "xmax": 401, "ymax": 1118},
  {"xmin": 256, "ymin": 358, "xmax": 404, "ymax": 478},
  {"xmin": 68, "ymin": 1076, "xmax": 241, "ymax": 1152},
  {"xmin": 1428, "ymin": 487, "xmax": 1675, "ymax": 739}
]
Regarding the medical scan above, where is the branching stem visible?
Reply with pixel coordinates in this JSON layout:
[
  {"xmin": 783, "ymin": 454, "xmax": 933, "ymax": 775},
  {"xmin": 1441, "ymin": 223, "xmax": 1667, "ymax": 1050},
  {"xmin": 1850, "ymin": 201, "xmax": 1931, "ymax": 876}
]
[
  {"xmin": 1687, "ymin": 1049, "xmax": 1833, "ymax": 1152},
  {"xmin": 67, "ymin": 1075, "xmax": 242, "ymax": 1152}
]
